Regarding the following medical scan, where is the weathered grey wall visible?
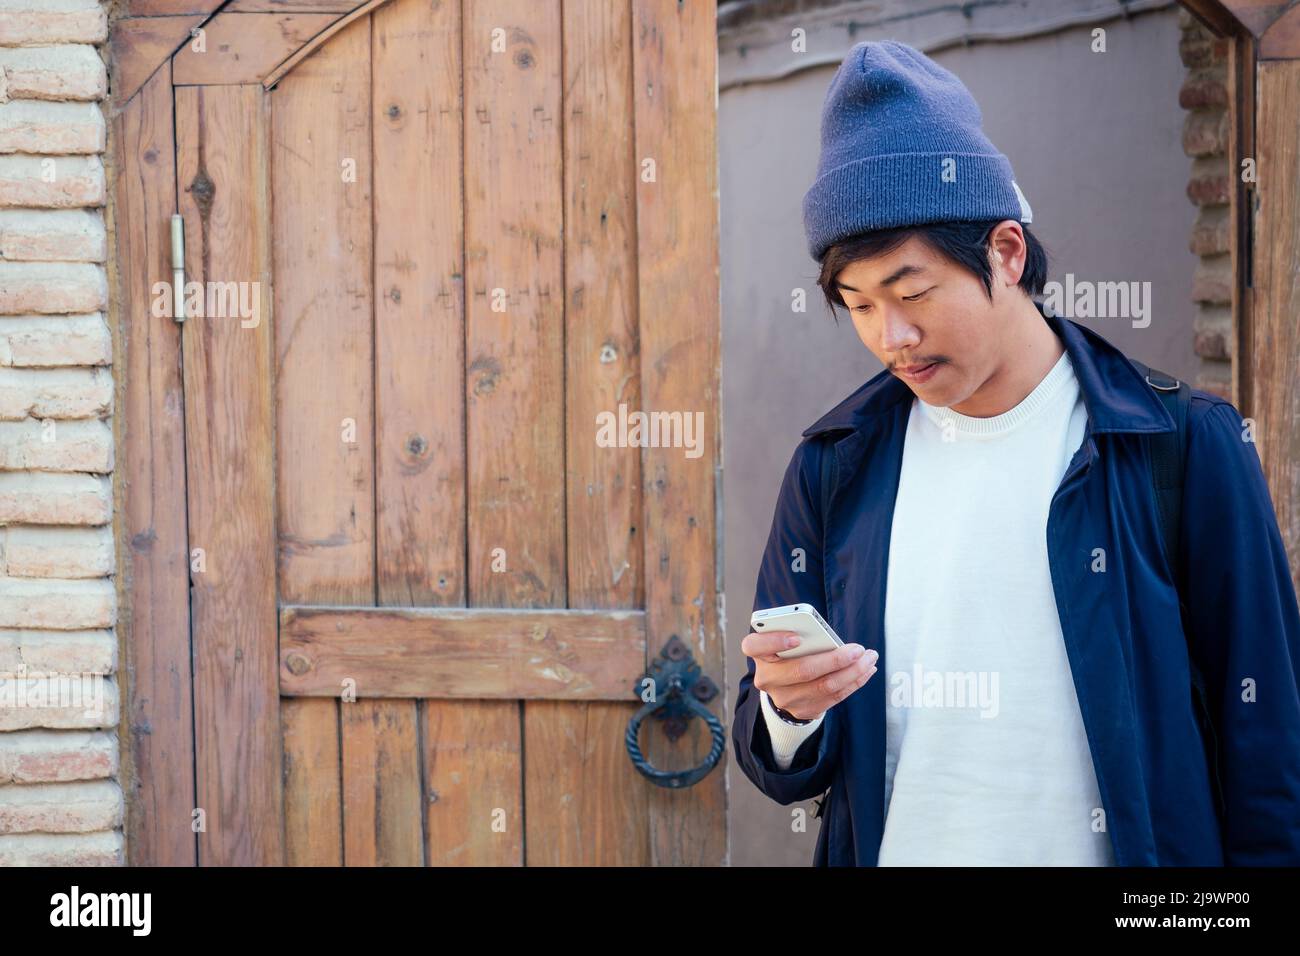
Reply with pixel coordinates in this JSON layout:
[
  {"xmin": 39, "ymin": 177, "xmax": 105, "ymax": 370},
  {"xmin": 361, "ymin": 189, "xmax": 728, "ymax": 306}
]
[{"xmin": 721, "ymin": 5, "xmax": 1198, "ymax": 865}]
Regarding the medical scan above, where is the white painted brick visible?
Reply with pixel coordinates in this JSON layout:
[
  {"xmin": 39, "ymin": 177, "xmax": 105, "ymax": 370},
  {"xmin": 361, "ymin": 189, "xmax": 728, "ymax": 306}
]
[
  {"xmin": 0, "ymin": 154, "xmax": 103, "ymax": 208},
  {"xmin": 0, "ymin": 673, "xmax": 117, "ymax": 731},
  {"xmin": 0, "ymin": 366, "xmax": 111, "ymax": 419},
  {"xmin": 0, "ymin": 209, "xmax": 105, "ymax": 261},
  {"xmin": 0, "ymin": 100, "xmax": 103, "ymax": 154},
  {"xmin": 0, "ymin": 779, "xmax": 121, "ymax": 833},
  {"xmin": 0, "ymin": 728, "xmax": 115, "ymax": 783},
  {"xmin": 0, "ymin": 314, "xmax": 110, "ymax": 367},
  {"xmin": 0, "ymin": 628, "xmax": 114, "ymax": 673},
  {"xmin": 0, "ymin": 472, "xmax": 109, "ymax": 524},
  {"xmin": 0, "ymin": 261, "xmax": 107, "ymax": 313},
  {"xmin": 2, "ymin": 526, "xmax": 113, "ymax": 577},
  {"xmin": 0, "ymin": 45, "xmax": 106, "ymax": 102},
  {"xmin": 0, "ymin": 1, "xmax": 107, "ymax": 48},
  {"xmin": 0, "ymin": 418, "xmax": 112, "ymax": 472},
  {"xmin": 0, "ymin": 576, "xmax": 114, "ymax": 631},
  {"xmin": 0, "ymin": 830, "xmax": 122, "ymax": 865}
]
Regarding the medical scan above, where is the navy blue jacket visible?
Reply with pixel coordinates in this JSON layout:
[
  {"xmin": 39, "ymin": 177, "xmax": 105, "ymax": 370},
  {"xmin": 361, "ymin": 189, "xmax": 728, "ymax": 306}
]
[{"xmin": 733, "ymin": 307, "xmax": 1300, "ymax": 865}]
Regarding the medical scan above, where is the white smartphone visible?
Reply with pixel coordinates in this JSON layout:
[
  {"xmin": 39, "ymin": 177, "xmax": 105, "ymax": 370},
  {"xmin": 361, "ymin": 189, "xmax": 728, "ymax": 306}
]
[{"xmin": 750, "ymin": 603, "xmax": 844, "ymax": 659}]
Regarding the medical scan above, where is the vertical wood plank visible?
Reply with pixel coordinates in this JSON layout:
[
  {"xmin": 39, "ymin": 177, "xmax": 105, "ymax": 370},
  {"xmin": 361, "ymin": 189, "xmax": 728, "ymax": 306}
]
[
  {"xmin": 523, "ymin": 0, "xmax": 648, "ymax": 867},
  {"xmin": 424, "ymin": 700, "xmax": 523, "ymax": 864},
  {"xmin": 372, "ymin": 0, "xmax": 464, "ymax": 612},
  {"xmin": 1251, "ymin": 61, "xmax": 1300, "ymax": 586},
  {"xmin": 305, "ymin": 10, "xmax": 425, "ymax": 870},
  {"xmin": 340, "ymin": 699, "xmax": 421, "ymax": 865},
  {"xmin": 1226, "ymin": 33, "xmax": 1256, "ymax": 416},
  {"xmin": 463, "ymin": 0, "xmax": 565, "ymax": 866},
  {"xmin": 370, "ymin": 0, "xmax": 463, "ymax": 868},
  {"xmin": 281, "ymin": 693, "xmax": 341, "ymax": 864},
  {"xmin": 111, "ymin": 62, "xmax": 197, "ymax": 867},
  {"xmin": 175, "ymin": 83, "xmax": 283, "ymax": 865},
  {"xmin": 272, "ymin": 14, "xmax": 374, "ymax": 866},
  {"xmin": 632, "ymin": 0, "xmax": 725, "ymax": 866}
]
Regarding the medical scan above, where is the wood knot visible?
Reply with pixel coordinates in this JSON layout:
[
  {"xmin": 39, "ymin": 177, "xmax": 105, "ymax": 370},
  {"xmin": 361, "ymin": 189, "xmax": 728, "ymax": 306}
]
[{"xmin": 189, "ymin": 169, "xmax": 216, "ymax": 221}]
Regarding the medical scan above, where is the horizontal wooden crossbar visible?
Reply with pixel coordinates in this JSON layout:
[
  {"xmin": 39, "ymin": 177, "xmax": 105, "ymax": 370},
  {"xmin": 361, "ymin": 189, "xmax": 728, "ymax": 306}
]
[{"xmin": 280, "ymin": 606, "xmax": 647, "ymax": 700}]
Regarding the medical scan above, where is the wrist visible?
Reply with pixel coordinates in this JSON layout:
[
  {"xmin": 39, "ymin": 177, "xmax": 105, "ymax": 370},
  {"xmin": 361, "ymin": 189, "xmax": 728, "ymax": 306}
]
[{"xmin": 765, "ymin": 690, "xmax": 817, "ymax": 725}]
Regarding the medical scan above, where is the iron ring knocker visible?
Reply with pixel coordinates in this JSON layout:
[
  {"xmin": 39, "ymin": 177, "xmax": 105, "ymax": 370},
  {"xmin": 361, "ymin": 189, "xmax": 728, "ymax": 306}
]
[{"xmin": 625, "ymin": 635, "xmax": 725, "ymax": 789}]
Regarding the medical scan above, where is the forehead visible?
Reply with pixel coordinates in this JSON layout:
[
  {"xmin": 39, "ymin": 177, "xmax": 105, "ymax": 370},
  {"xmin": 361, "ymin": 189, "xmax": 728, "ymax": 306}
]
[{"xmin": 833, "ymin": 235, "xmax": 944, "ymax": 293}]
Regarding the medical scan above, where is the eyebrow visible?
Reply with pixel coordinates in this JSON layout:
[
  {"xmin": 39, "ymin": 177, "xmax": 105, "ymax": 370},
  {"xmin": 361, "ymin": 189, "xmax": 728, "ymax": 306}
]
[{"xmin": 836, "ymin": 263, "xmax": 927, "ymax": 293}]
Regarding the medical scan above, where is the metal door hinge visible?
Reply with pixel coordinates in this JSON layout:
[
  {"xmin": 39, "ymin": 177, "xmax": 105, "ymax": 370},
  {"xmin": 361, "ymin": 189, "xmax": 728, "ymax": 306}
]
[{"xmin": 170, "ymin": 213, "xmax": 186, "ymax": 323}]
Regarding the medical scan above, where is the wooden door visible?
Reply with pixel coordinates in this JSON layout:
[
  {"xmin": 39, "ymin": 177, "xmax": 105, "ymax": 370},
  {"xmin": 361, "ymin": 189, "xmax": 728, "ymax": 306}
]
[{"xmin": 113, "ymin": 0, "xmax": 723, "ymax": 866}]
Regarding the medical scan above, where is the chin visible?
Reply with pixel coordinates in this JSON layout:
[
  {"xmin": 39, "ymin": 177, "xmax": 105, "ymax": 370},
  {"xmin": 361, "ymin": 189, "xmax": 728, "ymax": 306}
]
[{"xmin": 918, "ymin": 381, "xmax": 963, "ymax": 407}]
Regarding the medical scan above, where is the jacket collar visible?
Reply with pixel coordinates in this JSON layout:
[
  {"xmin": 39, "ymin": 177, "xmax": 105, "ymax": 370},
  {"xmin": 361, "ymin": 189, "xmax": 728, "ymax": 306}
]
[{"xmin": 800, "ymin": 300, "xmax": 1176, "ymax": 438}]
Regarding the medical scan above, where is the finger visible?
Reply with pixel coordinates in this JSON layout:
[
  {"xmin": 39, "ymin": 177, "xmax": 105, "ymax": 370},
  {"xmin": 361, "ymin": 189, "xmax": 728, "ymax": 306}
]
[
  {"xmin": 777, "ymin": 643, "xmax": 873, "ymax": 688},
  {"xmin": 828, "ymin": 655, "xmax": 878, "ymax": 706},
  {"xmin": 785, "ymin": 652, "xmax": 878, "ymax": 716},
  {"xmin": 741, "ymin": 629, "xmax": 801, "ymax": 661}
]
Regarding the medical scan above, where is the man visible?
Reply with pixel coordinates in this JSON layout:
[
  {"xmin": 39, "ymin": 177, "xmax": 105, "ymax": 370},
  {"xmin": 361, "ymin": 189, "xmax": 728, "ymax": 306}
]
[{"xmin": 732, "ymin": 39, "xmax": 1300, "ymax": 865}]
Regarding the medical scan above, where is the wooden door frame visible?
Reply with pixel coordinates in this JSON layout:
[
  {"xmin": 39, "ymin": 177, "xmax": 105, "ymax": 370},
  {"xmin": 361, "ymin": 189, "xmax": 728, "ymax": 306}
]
[
  {"xmin": 108, "ymin": 0, "xmax": 1299, "ymax": 865},
  {"xmin": 110, "ymin": 0, "xmax": 725, "ymax": 866}
]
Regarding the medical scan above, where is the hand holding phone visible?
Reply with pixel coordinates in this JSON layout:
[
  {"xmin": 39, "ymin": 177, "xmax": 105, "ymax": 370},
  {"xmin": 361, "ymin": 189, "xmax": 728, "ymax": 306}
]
[{"xmin": 743, "ymin": 603, "xmax": 878, "ymax": 721}]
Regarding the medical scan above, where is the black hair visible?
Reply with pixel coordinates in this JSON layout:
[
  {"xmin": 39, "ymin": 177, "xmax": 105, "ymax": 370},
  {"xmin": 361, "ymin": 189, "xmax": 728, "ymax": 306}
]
[{"xmin": 815, "ymin": 220, "xmax": 1049, "ymax": 320}]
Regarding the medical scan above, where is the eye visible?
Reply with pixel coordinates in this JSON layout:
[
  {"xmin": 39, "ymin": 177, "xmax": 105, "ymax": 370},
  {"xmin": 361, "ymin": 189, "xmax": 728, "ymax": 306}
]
[
  {"xmin": 851, "ymin": 303, "xmax": 872, "ymax": 314},
  {"xmin": 902, "ymin": 287, "xmax": 933, "ymax": 302}
]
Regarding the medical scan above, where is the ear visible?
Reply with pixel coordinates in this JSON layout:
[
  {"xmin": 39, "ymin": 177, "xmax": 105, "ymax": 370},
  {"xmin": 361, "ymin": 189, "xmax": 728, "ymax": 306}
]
[{"xmin": 987, "ymin": 220, "xmax": 1027, "ymax": 288}]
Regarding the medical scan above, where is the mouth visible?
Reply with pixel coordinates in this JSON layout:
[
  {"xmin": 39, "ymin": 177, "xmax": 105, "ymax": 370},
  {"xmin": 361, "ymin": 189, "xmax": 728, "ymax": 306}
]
[{"xmin": 894, "ymin": 361, "xmax": 942, "ymax": 383}]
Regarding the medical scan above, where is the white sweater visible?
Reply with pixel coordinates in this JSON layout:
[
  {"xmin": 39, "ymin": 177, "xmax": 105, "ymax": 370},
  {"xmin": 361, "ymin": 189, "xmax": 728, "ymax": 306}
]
[{"xmin": 760, "ymin": 349, "xmax": 1116, "ymax": 865}]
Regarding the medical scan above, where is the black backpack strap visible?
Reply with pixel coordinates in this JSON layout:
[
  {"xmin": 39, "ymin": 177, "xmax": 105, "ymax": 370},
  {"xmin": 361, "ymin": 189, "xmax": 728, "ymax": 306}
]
[
  {"xmin": 818, "ymin": 433, "xmax": 836, "ymax": 523},
  {"xmin": 817, "ymin": 434, "xmax": 837, "ymax": 618},
  {"xmin": 1135, "ymin": 360, "xmax": 1225, "ymax": 817},
  {"xmin": 813, "ymin": 434, "xmax": 838, "ymax": 820},
  {"xmin": 1140, "ymin": 362, "xmax": 1192, "ymax": 583}
]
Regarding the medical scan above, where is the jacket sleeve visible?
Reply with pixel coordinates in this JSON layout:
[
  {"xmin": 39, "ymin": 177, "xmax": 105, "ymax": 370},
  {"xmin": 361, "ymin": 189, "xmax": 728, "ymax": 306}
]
[
  {"xmin": 1179, "ymin": 399, "xmax": 1300, "ymax": 865},
  {"xmin": 731, "ymin": 436, "xmax": 842, "ymax": 805}
]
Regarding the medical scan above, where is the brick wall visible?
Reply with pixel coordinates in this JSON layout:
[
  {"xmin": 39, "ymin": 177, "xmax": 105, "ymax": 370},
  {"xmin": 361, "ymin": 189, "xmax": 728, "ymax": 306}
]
[
  {"xmin": 0, "ymin": 0, "xmax": 120, "ymax": 866},
  {"xmin": 1178, "ymin": 7, "xmax": 1233, "ymax": 401}
]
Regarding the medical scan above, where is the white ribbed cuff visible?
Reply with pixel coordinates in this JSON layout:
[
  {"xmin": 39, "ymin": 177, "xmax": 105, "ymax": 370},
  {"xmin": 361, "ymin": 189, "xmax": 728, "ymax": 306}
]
[{"xmin": 760, "ymin": 690, "xmax": 824, "ymax": 772}]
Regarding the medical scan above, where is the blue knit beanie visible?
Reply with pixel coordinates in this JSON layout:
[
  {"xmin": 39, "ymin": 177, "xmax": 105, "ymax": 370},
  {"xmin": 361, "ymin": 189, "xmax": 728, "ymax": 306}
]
[{"xmin": 802, "ymin": 40, "xmax": 1033, "ymax": 263}]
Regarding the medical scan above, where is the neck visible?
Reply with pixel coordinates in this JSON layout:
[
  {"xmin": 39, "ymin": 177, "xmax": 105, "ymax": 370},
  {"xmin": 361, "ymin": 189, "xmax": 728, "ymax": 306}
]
[{"xmin": 949, "ymin": 297, "xmax": 1064, "ymax": 418}]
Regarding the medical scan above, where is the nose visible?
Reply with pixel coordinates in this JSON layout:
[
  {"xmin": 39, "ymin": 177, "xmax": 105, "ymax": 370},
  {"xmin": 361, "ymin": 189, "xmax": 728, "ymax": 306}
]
[{"xmin": 878, "ymin": 305, "xmax": 920, "ymax": 355}]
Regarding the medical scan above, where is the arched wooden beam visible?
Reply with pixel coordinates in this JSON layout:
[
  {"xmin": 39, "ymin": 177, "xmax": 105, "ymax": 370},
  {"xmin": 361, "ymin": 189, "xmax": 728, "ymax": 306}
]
[
  {"xmin": 172, "ymin": 12, "xmax": 340, "ymax": 85},
  {"xmin": 108, "ymin": 1, "xmax": 386, "ymax": 111},
  {"xmin": 262, "ymin": 0, "xmax": 396, "ymax": 89}
]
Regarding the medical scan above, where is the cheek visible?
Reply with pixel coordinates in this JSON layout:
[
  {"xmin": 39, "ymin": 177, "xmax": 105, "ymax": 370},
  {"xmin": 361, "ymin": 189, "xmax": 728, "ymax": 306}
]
[
  {"xmin": 853, "ymin": 323, "xmax": 889, "ymax": 364},
  {"xmin": 848, "ymin": 313, "xmax": 875, "ymax": 348}
]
